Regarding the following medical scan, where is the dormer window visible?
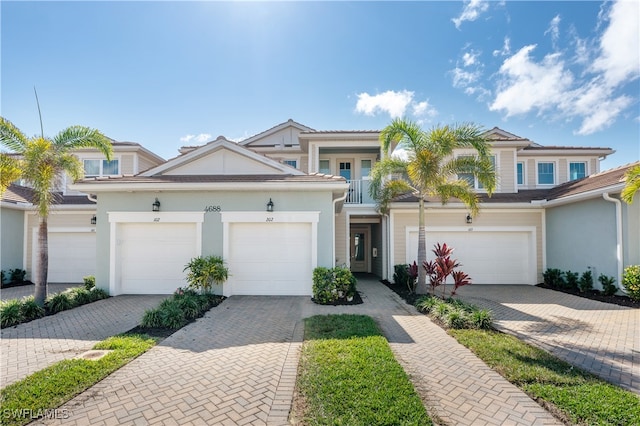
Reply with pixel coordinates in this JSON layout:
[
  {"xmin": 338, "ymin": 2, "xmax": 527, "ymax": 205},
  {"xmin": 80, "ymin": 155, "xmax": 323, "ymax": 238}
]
[
  {"xmin": 537, "ymin": 162, "xmax": 555, "ymax": 185},
  {"xmin": 569, "ymin": 162, "xmax": 586, "ymax": 181},
  {"xmin": 84, "ymin": 159, "xmax": 119, "ymax": 177},
  {"xmin": 283, "ymin": 160, "xmax": 297, "ymax": 169}
]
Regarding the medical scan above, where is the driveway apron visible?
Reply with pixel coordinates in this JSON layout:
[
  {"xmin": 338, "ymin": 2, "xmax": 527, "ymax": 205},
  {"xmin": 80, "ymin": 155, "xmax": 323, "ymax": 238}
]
[
  {"xmin": 456, "ymin": 285, "xmax": 640, "ymax": 395},
  {"xmin": 36, "ymin": 279, "xmax": 561, "ymax": 426},
  {"xmin": 1, "ymin": 295, "xmax": 167, "ymax": 388}
]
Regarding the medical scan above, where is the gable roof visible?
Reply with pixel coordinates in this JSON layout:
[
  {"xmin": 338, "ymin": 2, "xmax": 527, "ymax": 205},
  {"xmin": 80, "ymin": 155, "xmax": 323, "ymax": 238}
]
[
  {"xmin": 141, "ymin": 136, "xmax": 306, "ymax": 177},
  {"xmin": 240, "ymin": 119, "xmax": 314, "ymax": 147},
  {"xmin": 547, "ymin": 161, "xmax": 635, "ymax": 201}
]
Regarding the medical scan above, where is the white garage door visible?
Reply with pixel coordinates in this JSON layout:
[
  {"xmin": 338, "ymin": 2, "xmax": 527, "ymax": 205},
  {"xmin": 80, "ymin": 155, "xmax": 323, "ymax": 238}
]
[
  {"xmin": 118, "ymin": 223, "xmax": 197, "ymax": 294},
  {"xmin": 43, "ymin": 232, "xmax": 96, "ymax": 283},
  {"xmin": 407, "ymin": 230, "xmax": 535, "ymax": 284},
  {"xmin": 228, "ymin": 222, "xmax": 312, "ymax": 295}
]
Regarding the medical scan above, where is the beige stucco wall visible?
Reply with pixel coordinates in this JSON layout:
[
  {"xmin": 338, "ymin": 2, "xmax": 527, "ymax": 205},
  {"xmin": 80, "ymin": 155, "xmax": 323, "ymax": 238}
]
[{"xmin": 391, "ymin": 207, "xmax": 544, "ymax": 282}]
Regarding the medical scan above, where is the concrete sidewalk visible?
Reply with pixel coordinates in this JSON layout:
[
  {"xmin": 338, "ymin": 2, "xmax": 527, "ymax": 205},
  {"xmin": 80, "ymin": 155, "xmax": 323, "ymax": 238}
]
[
  {"xmin": 35, "ymin": 278, "xmax": 561, "ymax": 425},
  {"xmin": 1, "ymin": 295, "xmax": 167, "ymax": 387},
  {"xmin": 456, "ymin": 284, "xmax": 640, "ymax": 395}
]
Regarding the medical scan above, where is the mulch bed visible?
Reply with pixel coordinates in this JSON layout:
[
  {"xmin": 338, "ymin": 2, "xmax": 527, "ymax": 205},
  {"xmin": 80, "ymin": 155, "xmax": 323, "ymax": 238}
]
[
  {"xmin": 1, "ymin": 280, "xmax": 34, "ymax": 289},
  {"xmin": 536, "ymin": 284, "xmax": 640, "ymax": 309}
]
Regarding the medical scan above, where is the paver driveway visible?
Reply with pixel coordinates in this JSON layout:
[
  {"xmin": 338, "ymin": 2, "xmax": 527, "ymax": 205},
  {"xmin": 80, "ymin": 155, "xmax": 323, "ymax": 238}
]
[
  {"xmin": 35, "ymin": 279, "xmax": 560, "ymax": 426},
  {"xmin": 456, "ymin": 285, "xmax": 640, "ymax": 395}
]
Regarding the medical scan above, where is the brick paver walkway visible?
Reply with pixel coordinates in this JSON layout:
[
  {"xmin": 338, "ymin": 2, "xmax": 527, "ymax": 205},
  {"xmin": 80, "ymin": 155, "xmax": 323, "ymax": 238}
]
[
  {"xmin": 0, "ymin": 295, "xmax": 167, "ymax": 387},
  {"xmin": 34, "ymin": 279, "xmax": 561, "ymax": 425},
  {"xmin": 456, "ymin": 285, "xmax": 640, "ymax": 394}
]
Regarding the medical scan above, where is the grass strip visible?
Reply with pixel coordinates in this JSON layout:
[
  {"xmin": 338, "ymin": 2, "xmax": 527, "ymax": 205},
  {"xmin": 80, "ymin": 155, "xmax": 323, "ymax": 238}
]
[
  {"xmin": 0, "ymin": 334, "xmax": 158, "ymax": 426},
  {"xmin": 297, "ymin": 314, "xmax": 431, "ymax": 425},
  {"xmin": 450, "ymin": 329, "xmax": 640, "ymax": 426}
]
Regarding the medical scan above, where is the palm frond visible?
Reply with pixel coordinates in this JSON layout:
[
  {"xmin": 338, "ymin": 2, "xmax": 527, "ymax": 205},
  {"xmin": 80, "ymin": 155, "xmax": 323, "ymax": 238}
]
[
  {"xmin": 0, "ymin": 117, "xmax": 29, "ymax": 152},
  {"xmin": 621, "ymin": 164, "xmax": 640, "ymax": 204},
  {"xmin": 53, "ymin": 126, "xmax": 113, "ymax": 160},
  {"xmin": 376, "ymin": 180, "xmax": 415, "ymax": 214},
  {"xmin": 0, "ymin": 154, "xmax": 23, "ymax": 194},
  {"xmin": 379, "ymin": 118, "xmax": 427, "ymax": 154},
  {"xmin": 432, "ymin": 180, "xmax": 480, "ymax": 215}
]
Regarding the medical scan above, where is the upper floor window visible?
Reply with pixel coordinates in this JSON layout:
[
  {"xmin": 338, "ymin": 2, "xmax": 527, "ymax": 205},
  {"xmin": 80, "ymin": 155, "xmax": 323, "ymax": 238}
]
[
  {"xmin": 457, "ymin": 155, "xmax": 496, "ymax": 190},
  {"xmin": 569, "ymin": 162, "xmax": 586, "ymax": 181},
  {"xmin": 84, "ymin": 159, "xmax": 119, "ymax": 177},
  {"xmin": 283, "ymin": 160, "xmax": 297, "ymax": 169},
  {"xmin": 361, "ymin": 160, "xmax": 372, "ymax": 178},
  {"xmin": 339, "ymin": 162, "xmax": 352, "ymax": 180},
  {"xmin": 517, "ymin": 162, "xmax": 524, "ymax": 185},
  {"xmin": 537, "ymin": 162, "xmax": 555, "ymax": 185},
  {"xmin": 319, "ymin": 159, "xmax": 330, "ymax": 174}
]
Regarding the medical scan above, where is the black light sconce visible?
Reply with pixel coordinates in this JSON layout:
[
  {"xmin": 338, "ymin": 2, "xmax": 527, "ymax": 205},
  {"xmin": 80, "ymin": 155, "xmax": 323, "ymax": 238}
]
[
  {"xmin": 466, "ymin": 213, "xmax": 473, "ymax": 224},
  {"xmin": 90, "ymin": 215, "xmax": 97, "ymax": 225},
  {"xmin": 152, "ymin": 198, "xmax": 161, "ymax": 212},
  {"xmin": 266, "ymin": 198, "xmax": 274, "ymax": 212}
]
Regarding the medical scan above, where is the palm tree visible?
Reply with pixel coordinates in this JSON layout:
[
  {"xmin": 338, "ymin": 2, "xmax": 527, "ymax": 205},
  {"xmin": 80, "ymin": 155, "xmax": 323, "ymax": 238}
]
[
  {"xmin": 0, "ymin": 117, "xmax": 112, "ymax": 305},
  {"xmin": 370, "ymin": 118, "xmax": 497, "ymax": 294},
  {"xmin": 621, "ymin": 164, "xmax": 640, "ymax": 204}
]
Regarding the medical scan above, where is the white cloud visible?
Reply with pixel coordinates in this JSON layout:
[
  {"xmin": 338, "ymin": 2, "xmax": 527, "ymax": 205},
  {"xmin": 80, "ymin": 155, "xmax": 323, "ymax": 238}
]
[
  {"xmin": 355, "ymin": 90, "xmax": 437, "ymax": 120},
  {"xmin": 490, "ymin": 45, "xmax": 574, "ymax": 116},
  {"xmin": 492, "ymin": 36, "xmax": 511, "ymax": 57},
  {"xmin": 452, "ymin": 0, "xmax": 490, "ymax": 29},
  {"xmin": 545, "ymin": 15, "xmax": 561, "ymax": 49},
  {"xmin": 179, "ymin": 133, "xmax": 212, "ymax": 144},
  {"xmin": 591, "ymin": 0, "xmax": 640, "ymax": 88},
  {"xmin": 462, "ymin": 50, "xmax": 480, "ymax": 67},
  {"xmin": 452, "ymin": 67, "xmax": 480, "ymax": 89}
]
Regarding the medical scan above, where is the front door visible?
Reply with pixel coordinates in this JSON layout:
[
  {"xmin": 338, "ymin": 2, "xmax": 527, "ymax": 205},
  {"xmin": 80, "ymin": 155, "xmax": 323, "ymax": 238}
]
[{"xmin": 350, "ymin": 228, "xmax": 368, "ymax": 272}]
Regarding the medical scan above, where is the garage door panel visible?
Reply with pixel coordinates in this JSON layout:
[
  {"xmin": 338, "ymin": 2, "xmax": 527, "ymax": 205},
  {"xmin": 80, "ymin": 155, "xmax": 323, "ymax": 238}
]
[
  {"xmin": 408, "ymin": 230, "xmax": 533, "ymax": 285},
  {"xmin": 228, "ymin": 222, "xmax": 312, "ymax": 295},
  {"xmin": 118, "ymin": 223, "xmax": 196, "ymax": 294},
  {"xmin": 45, "ymin": 232, "xmax": 96, "ymax": 283}
]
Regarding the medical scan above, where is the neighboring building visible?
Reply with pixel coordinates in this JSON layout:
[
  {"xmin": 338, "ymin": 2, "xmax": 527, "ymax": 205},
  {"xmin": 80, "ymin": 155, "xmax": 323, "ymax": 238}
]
[
  {"xmin": 3, "ymin": 120, "xmax": 637, "ymax": 295},
  {"xmin": 0, "ymin": 141, "xmax": 165, "ymax": 283}
]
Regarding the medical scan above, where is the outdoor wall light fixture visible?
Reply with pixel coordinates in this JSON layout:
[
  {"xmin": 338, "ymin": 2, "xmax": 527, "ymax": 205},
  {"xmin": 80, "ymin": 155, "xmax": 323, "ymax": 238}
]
[
  {"xmin": 466, "ymin": 213, "xmax": 473, "ymax": 224},
  {"xmin": 152, "ymin": 198, "xmax": 161, "ymax": 212},
  {"xmin": 91, "ymin": 215, "xmax": 97, "ymax": 225},
  {"xmin": 266, "ymin": 198, "xmax": 274, "ymax": 212}
]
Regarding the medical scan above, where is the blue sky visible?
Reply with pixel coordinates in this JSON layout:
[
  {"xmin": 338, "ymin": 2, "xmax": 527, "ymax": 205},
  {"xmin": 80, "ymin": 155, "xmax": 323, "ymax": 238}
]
[{"xmin": 2, "ymin": 1, "xmax": 638, "ymax": 170}]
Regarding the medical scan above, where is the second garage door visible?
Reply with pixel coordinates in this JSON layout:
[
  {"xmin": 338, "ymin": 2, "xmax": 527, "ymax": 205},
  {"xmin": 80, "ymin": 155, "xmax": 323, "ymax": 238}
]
[
  {"xmin": 118, "ymin": 223, "xmax": 198, "ymax": 294},
  {"xmin": 407, "ymin": 229, "xmax": 535, "ymax": 284},
  {"xmin": 36, "ymin": 232, "xmax": 96, "ymax": 283},
  {"xmin": 227, "ymin": 222, "xmax": 312, "ymax": 295}
]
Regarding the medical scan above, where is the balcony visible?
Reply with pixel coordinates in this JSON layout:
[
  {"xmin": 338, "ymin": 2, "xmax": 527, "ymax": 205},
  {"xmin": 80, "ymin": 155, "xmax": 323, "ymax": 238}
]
[{"xmin": 345, "ymin": 179, "xmax": 375, "ymax": 204}]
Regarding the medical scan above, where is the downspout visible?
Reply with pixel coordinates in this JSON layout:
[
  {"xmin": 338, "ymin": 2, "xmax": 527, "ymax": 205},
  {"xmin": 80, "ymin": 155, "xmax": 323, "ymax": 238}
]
[
  {"xmin": 332, "ymin": 191, "xmax": 348, "ymax": 267},
  {"xmin": 602, "ymin": 192, "xmax": 625, "ymax": 292},
  {"xmin": 86, "ymin": 194, "xmax": 98, "ymax": 203}
]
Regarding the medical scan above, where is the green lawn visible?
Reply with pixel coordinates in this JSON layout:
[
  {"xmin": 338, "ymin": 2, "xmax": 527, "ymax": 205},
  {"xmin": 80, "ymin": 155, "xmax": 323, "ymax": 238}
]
[
  {"xmin": 0, "ymin": 334, "xmax": 158, "ymax": 426},
  {"xmin": 296, "ymin": 314, "xmax": 432, "ymax": 425},
  {"xmin": 450, "ymin": 329, "xmax": 640, "ymax": 426}
]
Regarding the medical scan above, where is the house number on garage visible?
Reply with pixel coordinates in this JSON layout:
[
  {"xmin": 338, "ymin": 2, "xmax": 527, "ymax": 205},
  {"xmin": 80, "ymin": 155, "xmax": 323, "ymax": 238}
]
[
  {"xmin": 204, "ymin": 205, "xmax": 221, "ymax": 213},
  {"xmin": 266, "ymin": 217, "xmax": 274, "ymax": 222}
]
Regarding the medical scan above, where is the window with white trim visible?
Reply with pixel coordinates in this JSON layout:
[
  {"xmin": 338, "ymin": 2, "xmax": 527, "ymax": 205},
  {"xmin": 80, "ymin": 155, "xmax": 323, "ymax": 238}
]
[
  {"xmin": 319, "ymin": 159, "xmax": 330, "ymax": 174},
  {"xmin": 569, "ymin": 162, "xmax": 586, "ymax": 181},
  {"xmin": 457, "ymin": 155, "xmax": 496, "ymax": 190},
  {"xmin": 283, "ymin": 160, "xmax": 297, "ymax": 169},
  {"xmin": 361, "ymin": 160, "xmax": 372, "ymax": 178},
  {"xmin": 83, "ymin": 159, "xmax": 119, "ymax": 177},
  {"xmin": 537, "ymin": 162, "xmax": 555, "ymax": 185},
  {"xmin": 517, "ymin": 162, "xmax": 525, "ymax": 185}
]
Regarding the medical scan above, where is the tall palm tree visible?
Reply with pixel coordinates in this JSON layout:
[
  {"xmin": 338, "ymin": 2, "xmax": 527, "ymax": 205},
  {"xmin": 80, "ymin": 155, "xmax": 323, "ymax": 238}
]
[
  {"xmin": 621, "ymin": 164, "xmax": 640, "ymax": 204},
  {"xmin": 0, "ymin": 117, "xmax": 112, "ymax": 305},
  {"xmin": 370, "ymin": 118, "xmax": 497, "ymax": 294}
]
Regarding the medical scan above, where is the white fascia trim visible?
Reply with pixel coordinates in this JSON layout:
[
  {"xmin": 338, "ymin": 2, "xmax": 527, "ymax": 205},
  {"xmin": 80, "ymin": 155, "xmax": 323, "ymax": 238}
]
[
  {"xmin": 1, "ymin": 201, "xmax": 34, "ymax": 210},
  {"xmin": 220, "ymin": 211, "xmax": 319, "ymax": 224},
  {"xmin": 70, "ymin": 181, "xmax": 349, "ymax": 193},
  {"xmin": 519, "ymin": 148, "xmax": 614, "ymax": 156},
  {"xmin": 388, "ymin": 204, "xmax": 545, "ymax": 212},
  {"xmin": 108, "ymin": 211, "xmax": 205, "ymax": 223}
]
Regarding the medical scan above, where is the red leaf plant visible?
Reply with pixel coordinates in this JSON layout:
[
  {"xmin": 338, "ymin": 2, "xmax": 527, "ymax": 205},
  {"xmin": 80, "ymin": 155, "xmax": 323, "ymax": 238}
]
[{"xmin": 422, "ymin": 242, "xmax": 471, "ymax": 298}]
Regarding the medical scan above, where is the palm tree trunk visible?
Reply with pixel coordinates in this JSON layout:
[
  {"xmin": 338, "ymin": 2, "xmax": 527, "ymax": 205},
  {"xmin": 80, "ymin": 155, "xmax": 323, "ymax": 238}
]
[
  {"xmin": 416, "ymin": 196, "xmax": 427, "ymax": 294},
  {"xmin": 34, "ymin": 218, "xmax": 48, "ymax": 306}
]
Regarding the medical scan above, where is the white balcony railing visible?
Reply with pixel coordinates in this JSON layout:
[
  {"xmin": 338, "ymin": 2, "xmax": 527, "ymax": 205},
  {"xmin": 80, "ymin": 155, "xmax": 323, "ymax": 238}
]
[{"xmin": 345, "ymin": 179, "xmax": 375, "ymax": 204}]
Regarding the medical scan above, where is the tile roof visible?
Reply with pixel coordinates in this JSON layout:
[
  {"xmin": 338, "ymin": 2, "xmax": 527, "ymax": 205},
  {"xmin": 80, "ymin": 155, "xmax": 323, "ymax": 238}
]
[
  {"xmin": 547, "ymin": 161, "xmax": 636, "ymax": 200},
  {"xmin": 1, "ymin": 184, "xmax": 95, "ymax": 206},
  {"xmin": 75, "ymin": 173, "xmax": 346, "ymax": 185},
  {"xmin": 522, "ymin": 145, "xmax": 612, "ymax": 151}
]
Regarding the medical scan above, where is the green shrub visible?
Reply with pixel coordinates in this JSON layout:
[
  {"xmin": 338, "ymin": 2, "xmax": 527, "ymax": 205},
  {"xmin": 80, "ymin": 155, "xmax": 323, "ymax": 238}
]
[
  {"xmin": 393, "ymin": 264, "xmax": 409, "ymax": 286},
  {"xmin": 470, "ymin": 309, "xmax": 493, "ymax": 330},
  {"xmin": 83, "ymin": 275, "xmax": 96, "ymax": 290},
  {"xmin": 158, "ymin": 300, "xmax": 187, "ymax": 329},
  {"xmin": 46, "ymin": 292, "xmax": 75, "ymax": 314},
  {"xmin": 141, "ymin": 308, "xmax": 163, "ymax": 328},
  {"xmin": 622, "ymin": 265, "xmax": 640, "ymax": 301},
  {"xmin": 184, "ymin": 255, "xmax": 229, "ymax": 293},
  {"xmin": 415, "ymin": 294, "xmax": 493, "ymax": 330},
  {"xmin": 67, "ymin": 287, "xmax": 93, "ymax": 305},
  {"xmin": 579, "ymin": 270, "xmax": 594, "ymax": 293},
  {"xmin": 1, "ymin": 299, "xmax": 24, "ymax": 328},
  {"xmin": 91, "ymin": 288, "xmax": 109, "ymax": 301},
  {"xmin": 564, "ymin": 270, "xmax": 579, "ymax": 291},
  {"xmin": 175, "ymin": 294, "xmax": 201, "ymax": 320},
  {"xmin": 415, "ymin": 295, "xmax": 438, "ymax": 313},
  {"xmin": 20, "ymin": 296, "xmax": 45, "ymax": 321},
  {"xmin": 312, "ymin": 266, "xmax": 357, "ymax": 304},
  {"xmin": 598, "ymin": 274, "xmax": 617, "ymax": 296},
  {"xmin": 9, "ymin": 268, "xmax": 26, "ymax": 284},
  {"xmin": 543, "ymin": 268, "xmax": 565, "ymax": 288},
  {"xmin": 445, "ymin": 309, "xmax": 468, "ymax": 329},
  {"xmin": 1, "ymin": 270, "xmax": 6, "ymax": 286}
]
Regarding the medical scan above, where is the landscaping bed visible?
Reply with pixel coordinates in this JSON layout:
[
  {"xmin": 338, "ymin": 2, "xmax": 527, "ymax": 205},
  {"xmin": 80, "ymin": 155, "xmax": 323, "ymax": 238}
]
[{"xmin": 536, "ymin": 283, "xmax": 640, "ymax": 308}]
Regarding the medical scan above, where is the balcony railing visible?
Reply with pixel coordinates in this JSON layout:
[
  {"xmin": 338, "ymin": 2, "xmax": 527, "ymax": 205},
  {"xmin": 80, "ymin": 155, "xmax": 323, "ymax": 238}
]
[{"xmin": 345, "ymin": 179, "xmax": 375, "ymax": 204}]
